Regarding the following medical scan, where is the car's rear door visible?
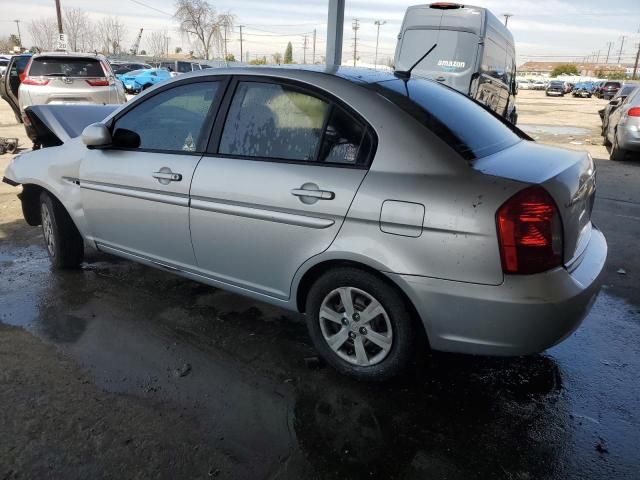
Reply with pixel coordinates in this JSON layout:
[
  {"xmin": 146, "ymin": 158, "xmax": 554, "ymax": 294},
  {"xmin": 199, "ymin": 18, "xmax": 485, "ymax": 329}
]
[
  {"xmin": 188, "ymin": 77, "xmax": 374, "ymax": 299},
  {"xmin": 0, "ymin": 55, "xmax": 29, "ymax": 122},
  {"xmin": 79, "ymin": 78, "xmax": 228, "ymax": 269}
]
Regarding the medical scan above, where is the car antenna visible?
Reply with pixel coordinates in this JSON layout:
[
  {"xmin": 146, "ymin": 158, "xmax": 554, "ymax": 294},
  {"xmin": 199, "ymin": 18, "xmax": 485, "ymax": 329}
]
[{"xmin": 394, "ymin": 43, "xmax": 437, "ymax": 80}]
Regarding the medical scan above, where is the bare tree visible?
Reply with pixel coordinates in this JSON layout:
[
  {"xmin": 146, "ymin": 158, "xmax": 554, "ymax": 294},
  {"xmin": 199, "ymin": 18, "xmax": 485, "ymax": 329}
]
[
  {"xmin": 97, "ymin": 16, "xmax": 127, "ymax": 55},
  {"xmin": 174, "ymin": 0, "xmax": 234, "ymax": 60},
  {"xmin": 28, "ymin": 17, "xmax": 58, "ymax": 51},
  {"xmin": 148, "ymin": 30, "xmax": 169, "ymax": 58},
  {"xmin": 272, "ymin": 52, "xmax": 282, "ymax": 64},
  {"xmin": 64, "ymin": 8, "xmax": 93, "ymax": 52}
]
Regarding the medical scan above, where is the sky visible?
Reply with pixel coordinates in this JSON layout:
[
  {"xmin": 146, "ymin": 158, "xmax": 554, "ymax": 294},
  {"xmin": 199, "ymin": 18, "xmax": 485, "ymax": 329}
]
[{"xmin": 0, "ymin": 0, "xmax": 639, "ymax": 65}]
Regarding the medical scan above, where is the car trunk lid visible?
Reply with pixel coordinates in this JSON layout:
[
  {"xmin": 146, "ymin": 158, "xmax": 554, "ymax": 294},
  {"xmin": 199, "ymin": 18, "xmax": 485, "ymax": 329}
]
[{"xmin": 473, "ymin": 141, "xmax": 596, "ymax": 266}]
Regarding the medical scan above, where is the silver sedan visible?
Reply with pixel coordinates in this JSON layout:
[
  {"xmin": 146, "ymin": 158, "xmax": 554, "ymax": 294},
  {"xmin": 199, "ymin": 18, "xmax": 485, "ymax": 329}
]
[
  {"xmin": 605, "ymin": 86, "xmax": 640, "ymax": 161},
  {"xmin": 3, "ymin": 67, "xmax": 607, "ymax": 381}
]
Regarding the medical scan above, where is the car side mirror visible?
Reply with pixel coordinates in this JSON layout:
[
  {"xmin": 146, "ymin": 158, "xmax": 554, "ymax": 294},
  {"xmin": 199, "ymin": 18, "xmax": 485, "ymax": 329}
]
[
  {"xmin": 609, "ymin": 99, "xmax": 621, "ymax": 106},
  {"xmin": 81, "ymin": 123, "xmax": 112, "ymax": 148}
]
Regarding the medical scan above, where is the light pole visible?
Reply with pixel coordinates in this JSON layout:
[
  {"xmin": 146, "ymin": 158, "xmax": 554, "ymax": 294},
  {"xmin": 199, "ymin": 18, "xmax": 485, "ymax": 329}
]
[
  {"xmin": 13, "ymin": 20, "xmax": 21, "ymax": 47},
  {"xmin": 503, "ymin": 13, "xmax": 513, "ymax": 28},
  {"xmin": 374, "ymin": 20, "xmax": 386, "ymax": 69}
]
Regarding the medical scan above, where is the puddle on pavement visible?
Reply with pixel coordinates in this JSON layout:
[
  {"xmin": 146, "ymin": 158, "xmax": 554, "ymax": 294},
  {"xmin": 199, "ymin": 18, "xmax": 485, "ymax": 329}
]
[
  {"xmin": 520, "ymin": 124, "xmax": 591, "ymax": 136},
  {"xmin": 1, "ymin": 244, "xmax": 639, "ymax": 479}
]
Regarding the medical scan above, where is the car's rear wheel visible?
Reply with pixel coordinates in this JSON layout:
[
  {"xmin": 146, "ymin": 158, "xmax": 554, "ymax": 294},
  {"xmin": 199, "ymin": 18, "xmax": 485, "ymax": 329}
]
[
  {"xmin": 305, "ymin": 268, "xmax": 417, "ymax": 381},
  {"xmin": 610, "ymin": 132, "xmax": 627, "ymax": 162},
  {"xmin": 40, "ymin": 191, "xmax": 84, "ymax": 269}
]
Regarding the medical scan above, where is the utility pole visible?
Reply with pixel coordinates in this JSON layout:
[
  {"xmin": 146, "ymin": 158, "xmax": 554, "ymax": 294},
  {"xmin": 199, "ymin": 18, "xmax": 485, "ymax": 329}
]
[
  {"xmin": 223, "ymin": 26, "xmax": 228, "ymax": 59},
  {"xmin": 618, "ymin": 36, "xmax": 626, "ymax": 64},
  {"xmin": 239, "ymin": 25, "xmax": 243, "ymax": 64},
  {"xmin": 595, "ymin": 50, "xmax": 601, "ymax": 64},
  {"xmin": 633, "ymin": 43, "xmax": 640, "ymax": 80},
  {"xmin": 374, "ymin": 20, "xmax": 386, "ymax": 69},
  {"xmin": 312, "ymin": 29, "xmax": 316, "ymax": 64},
  {"xmin": 13, "ymin": 20, "xmax": 21, "ymax": 47},
  {"xmin": 54, "ymin": 0, "xmax": 63, "ymax": 34},
  {"xmin": 351, "ymin": 18, "xmax": 360, "ymax": 67},
  {"xmin": 303, "ymin": 34, "xmax": 308, "ymax": 64},
  {"xmin": 605, "ymin": 41, "xmax": 614, "ymax": 64},
  {"xmin": 503, "ymin": 13, "xmax": 513, "ymax": 27}
]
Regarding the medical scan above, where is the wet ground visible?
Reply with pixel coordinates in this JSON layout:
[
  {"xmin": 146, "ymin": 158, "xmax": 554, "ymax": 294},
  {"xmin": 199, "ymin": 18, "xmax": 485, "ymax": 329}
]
[{"xmin": 1, "ymin": 94, "xmax": 640, "ymax": 479}]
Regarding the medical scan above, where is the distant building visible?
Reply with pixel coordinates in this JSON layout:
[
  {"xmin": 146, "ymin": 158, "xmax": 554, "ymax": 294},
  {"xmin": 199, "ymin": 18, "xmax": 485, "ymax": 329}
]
[{"xmin": 517, "ymin": 61, "xmax": 627, "ymax": 78}]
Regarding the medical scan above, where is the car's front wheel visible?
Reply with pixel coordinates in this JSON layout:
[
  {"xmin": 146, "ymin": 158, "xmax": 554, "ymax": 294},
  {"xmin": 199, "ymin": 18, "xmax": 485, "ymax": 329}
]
[
  {"xmin": 40, "ymin": 191, "xmax": 84, "ymax": 269},
  {"xmin": 305, "ymin": 268, "xmax": 417, "ymax": 381}
]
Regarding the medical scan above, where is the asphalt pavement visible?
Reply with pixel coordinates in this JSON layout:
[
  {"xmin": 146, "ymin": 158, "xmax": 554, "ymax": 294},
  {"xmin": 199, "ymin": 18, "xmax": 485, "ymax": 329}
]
[{"xmin": 0, "ymin": 92, "xmax": 639, "ymax": 479}]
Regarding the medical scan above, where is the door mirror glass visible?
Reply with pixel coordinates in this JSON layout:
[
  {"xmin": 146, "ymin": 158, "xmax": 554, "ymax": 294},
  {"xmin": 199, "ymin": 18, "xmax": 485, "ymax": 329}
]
[
  {"xmin": 610, "ymin": 98, "xmax": 621, "ymax": 106},
  {"xmin": 81, "ymin": 123, "xmax": 112, "ymax": 147},
  {"xmin": 112, "ymin": 128, "xmax": 141, "ymax": 149}
]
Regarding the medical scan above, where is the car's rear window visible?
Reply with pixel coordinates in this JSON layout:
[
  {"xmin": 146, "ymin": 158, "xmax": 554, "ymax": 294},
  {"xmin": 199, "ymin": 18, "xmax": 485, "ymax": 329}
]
[
  {"xmin": 29, "ymin": 57, "xmax": 104, "ymax": 77},
  {"xmin": 605, "ymin": 82, "xmax": 621, "ymax": 87},
  {"xmin": 0, "ymin": 60, "xmax": 8, "ymax": 66},
  {"xmin": 369, "ymin": 78, "xmax": 521, "ymax": 161}
]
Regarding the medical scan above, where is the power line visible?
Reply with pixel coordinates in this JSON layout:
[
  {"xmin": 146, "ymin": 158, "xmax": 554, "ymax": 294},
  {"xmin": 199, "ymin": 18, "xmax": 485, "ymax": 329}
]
[{"xmin": 128, "ymin": 0, "xmax": 174, "ymax": 17}]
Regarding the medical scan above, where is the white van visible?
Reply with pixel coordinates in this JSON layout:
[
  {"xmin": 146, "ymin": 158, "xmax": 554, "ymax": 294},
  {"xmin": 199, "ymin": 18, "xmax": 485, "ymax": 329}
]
[{"xmin": 394, "ymin": 3, "xmax": 518, "ymax": 123}]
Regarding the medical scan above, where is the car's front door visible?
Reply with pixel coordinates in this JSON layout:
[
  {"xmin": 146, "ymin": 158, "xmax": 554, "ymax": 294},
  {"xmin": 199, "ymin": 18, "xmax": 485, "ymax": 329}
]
[
  {"xmin": 79, "ymin": 79, "xmax": 227, "ymax": 268},
  {"xmin": 0, "ymin": 55, "xmax": 30, "ymax": 122},
  {"xmin": 189, "ymin": 78, "xmax": 374, "ymax": 299}
]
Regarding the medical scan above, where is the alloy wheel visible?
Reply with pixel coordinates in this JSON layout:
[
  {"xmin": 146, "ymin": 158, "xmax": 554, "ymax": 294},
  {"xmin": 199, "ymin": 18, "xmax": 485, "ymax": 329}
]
[
  {"xmin": 318, "ymin": 287, "xmax": 393, "ymax": 367},
  {"xmin": 41, "ymin": 203, "xmax": 55, "ymax": 257}
]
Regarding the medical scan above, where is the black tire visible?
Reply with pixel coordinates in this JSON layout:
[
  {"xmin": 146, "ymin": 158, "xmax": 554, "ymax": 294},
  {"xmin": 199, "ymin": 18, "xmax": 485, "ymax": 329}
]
[
  {"xmin": 39, "ymin": 191, "xmax": 84, "ymax": 269},
  {"xmin": 305, "ymin": 267, "xmax": 418, "ymax": 381},
  {"xmin": 610, "ymin": 133, "xmax": 627, "ymax": 162}
]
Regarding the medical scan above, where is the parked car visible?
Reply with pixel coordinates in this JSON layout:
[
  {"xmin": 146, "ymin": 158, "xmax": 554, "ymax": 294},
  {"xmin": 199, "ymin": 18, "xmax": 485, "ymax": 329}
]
[
  {"xmin": 0, "ymin": 53, "xmax": 32, "ymax": 122},
  {"xmin": 1, "ymin": 52, "xmax": 126, "ymax": 146},
  {"xmin": 604, "ymin": 87, "xmax": 640, "ymax": 161},
  {"xmin": 394, "ymin": 3, "xmax": 518, "ymax": 123},
  {"xmin": 517, "ymin": 80, "xmax": 532, "ymax": 90},
  {"xmin": 2, "ymin": 67, "xmax": 606, "ymax": 381},
  {"xmin": 532, "ymin": 80, "xmax": 546, "ymax": 90},
  {"xmin": 600, "ymin": 81, "xmax": 622, "ymax": 100},
  {"xmin": 155, "ymin": 60, "xmax": 205, "ymax": 77},
  {"xmin": 0, "ymin": 56, "xmax": 10, "ymax": 77},
  {"xmin": 572, "ymin": 82, "xmax": 593, "ymax": 98},
  {"xmin": 111, "ymin": 62, "xmax": 152, "ymax": 79},
  {"xmin": 545, "ymin": 80, "xmax": 565, "ymax": 97},
  {"xmin": 563, "ymin": 82, "xmax": 574, "ymax": 94},
  {"xmin": 119, "ymin": 68, "xmax": 171, "ymax": 94},
  {"xmin": 600, "ymin": 84, "xmax": 639, "ymax": 136}
]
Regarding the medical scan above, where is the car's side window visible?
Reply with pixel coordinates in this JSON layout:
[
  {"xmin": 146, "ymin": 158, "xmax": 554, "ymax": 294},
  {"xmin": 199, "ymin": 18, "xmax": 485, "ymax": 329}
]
[
  {"xmin": 318, "ymin": 106, "xmax": 368, "ymax": 165},
  {"xmin": 113, "ymin": 81, "xmax": 220, "ymax": 153},
  {"xmin": 218, "ymin": 81, "xmax": 372, "ymax": 166},
  {"xmin": 219, "ymin": 81, "xmax": 330, "ymax": 161}
]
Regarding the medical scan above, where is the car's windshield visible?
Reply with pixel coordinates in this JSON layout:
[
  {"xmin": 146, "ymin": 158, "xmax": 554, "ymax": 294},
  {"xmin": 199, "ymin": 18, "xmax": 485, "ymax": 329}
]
[
  {"xmin": 29, "ymin": 57, "xmax": 104, "ymax": 77},
  {"xmin": 370, "ymin": 78, "xmax": 521, "ymax": 161}
]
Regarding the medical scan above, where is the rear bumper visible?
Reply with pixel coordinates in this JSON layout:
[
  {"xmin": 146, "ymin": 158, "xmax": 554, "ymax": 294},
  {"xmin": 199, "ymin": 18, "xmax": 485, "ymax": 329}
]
[
  {"xmin": 389, "ymin": 227, "xmax": 607, "ymax": 356},
  {"xmin": 618, "ymin": 126, "xmax": 640, "ymax": 151}
]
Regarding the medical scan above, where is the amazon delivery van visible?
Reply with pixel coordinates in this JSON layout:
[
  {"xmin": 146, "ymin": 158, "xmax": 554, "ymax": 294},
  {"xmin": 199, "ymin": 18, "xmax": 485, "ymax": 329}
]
[{"xmin": 394, "ymin": 3, "xmax": 518, "ymax": 123}]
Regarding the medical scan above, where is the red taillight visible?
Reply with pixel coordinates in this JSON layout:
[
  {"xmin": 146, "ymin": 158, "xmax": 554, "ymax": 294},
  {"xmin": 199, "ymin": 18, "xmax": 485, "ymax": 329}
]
[
  {"xmin": 496, "ymin": 186, "xmax": 563, "ymax": 274},
  {"xmin": 19, "ymin": 58, "xmax": 33, "ymax": 83},
  {"xmin": 22, "ymin": 77, "xmax": 50, "ymax": 86},
  {"xmin": 628, "ymin": 107, "xmax": 640, "ymax": 117},
  {"xmin": 86, "ymin": 78, "xmax": 110, "ymax": 86}
]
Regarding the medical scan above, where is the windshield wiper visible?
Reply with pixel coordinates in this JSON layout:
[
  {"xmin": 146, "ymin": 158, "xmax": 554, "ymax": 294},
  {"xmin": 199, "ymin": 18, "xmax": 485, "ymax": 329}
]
[{"xmin": 394, "ymin": 43, "xmax": 438, "ymax": 80}]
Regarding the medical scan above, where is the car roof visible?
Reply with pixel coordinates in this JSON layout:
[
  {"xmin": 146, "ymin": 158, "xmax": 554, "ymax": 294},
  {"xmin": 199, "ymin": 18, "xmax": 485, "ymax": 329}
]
[
  {"xmin": 34, "ymin": 51, "xmax": 106, "ymax": 60},
  {"xmin": 180, "ymin": 65, "xmax": 399, "ymax": 86}
]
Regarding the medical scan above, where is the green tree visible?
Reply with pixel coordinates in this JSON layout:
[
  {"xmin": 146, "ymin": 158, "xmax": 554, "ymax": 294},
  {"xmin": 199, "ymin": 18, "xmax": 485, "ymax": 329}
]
[
  {"xmin": 596, "ymin": 69, "xmax": 626, "ymax": 80},
  {"xmin": 550, "ymin": 64, "xmax": 579, "ymax": 77},
  {"xmin": 284, "ymin": 42, "xmax": 293, "ymax": 64},
  {"xmin": 248, "ymin": 56, "xmax": 267, "ymax": 65},
  {"xmin": 225, "ymin": 53, "xmax": 236, "ymax": 62}
]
